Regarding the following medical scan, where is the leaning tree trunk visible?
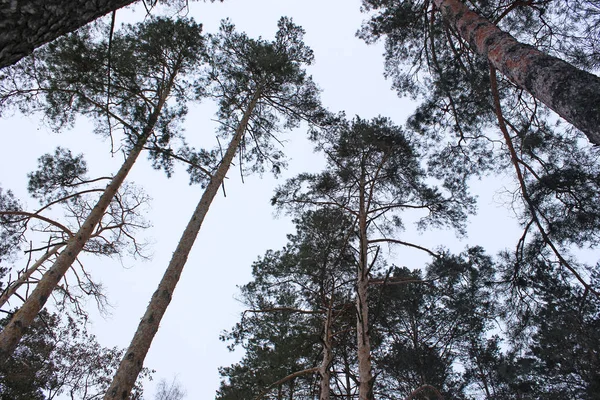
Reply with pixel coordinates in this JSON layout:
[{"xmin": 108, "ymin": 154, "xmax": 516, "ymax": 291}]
[
  {"xmin": 433, "ymin": 0, "xmax": 600, "ymax": 145},
  {"xmin": 0, "ymin": 0, "xmax": 139, "ymax": 69},
  {"xmin": 0, "ymin": 244, "xmax": 63, "ymax": 309},
  {"xmin": 103, "ymin": 91, "xmax": 261, "ymax": 400},
  {"xmin": 0, "ymin": 90, "xmax": 170, "ymax": 365},
  {"xmin": 356, "ymin": 174, "xmax": 374, "ymax": 400}
]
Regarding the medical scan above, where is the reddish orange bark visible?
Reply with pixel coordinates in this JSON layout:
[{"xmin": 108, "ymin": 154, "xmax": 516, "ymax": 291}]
[{"xmin": 434, "ymin": 0, "xmax": 600, "ymax": 145}]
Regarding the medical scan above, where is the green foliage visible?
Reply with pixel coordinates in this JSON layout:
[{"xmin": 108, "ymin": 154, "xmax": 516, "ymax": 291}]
[
  {"xmin": 27, "ymin": 147, "xmax": 87, "ymax": 201},
  {"xmin": 0, "ymin": 17, "xmax": 208, "ymax": 177},
  {"xmin": 0, "ymin": 187, "xmax": 25, "ymax": 262},
  {"xmin": 359, "ymin": 0, "xmax": 600, "ymax": 307},
  {"xmin": 274, "ymin": 115, "xmax": 475, "ymax": 235},
  {"xmin": 0, "ymin": 309, "xmax": 152, "ymax": 399},
  {"xmin": 218, "ymin": 209, "xmax": 356, "ymax": 399},
  {"xmin": 192, "ymin": 17, "xmax": 324, "ymax": 181}
]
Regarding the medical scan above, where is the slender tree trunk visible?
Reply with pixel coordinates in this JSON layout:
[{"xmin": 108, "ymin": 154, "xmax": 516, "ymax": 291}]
[
  {"xmin": 0, "ymin": 0, "xmax": 139, "ymax": 69},
  {"xmin": 319, "ymin": 295, "xmax": 334, "ymax": 400},
  {"xmin": 356, "ymin": 173, "xmax": 374, "ymax": 400},
  {"xmin": 103, "ymin": 91, "xmax": 262, "ymax": 400},
  {"xmin": 433, "ymin": 0, "xmax": 600, "ymax": 145},
  {"xmin": 0, "ymin": 88, "xmax": 170, "ymax": 364},
  {"xmin": 0, "ymin": 244, "xmax": 63, "ymax": 308}
]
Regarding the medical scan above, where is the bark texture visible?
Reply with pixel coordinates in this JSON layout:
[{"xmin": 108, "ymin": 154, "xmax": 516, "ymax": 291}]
[
  {"xmin": 356, "ymin": 177, "xmax": 374, "ymax": 400},
  {"xmin": 434, "ymin": 0, "xmax": 600, "ymax": 145},
  {"xmin": 103, "ymin": 92, "xmax": 261, "ymax": 400},
  {"xmin": 0, "ymin": 0, "xmax": 139, "ymax": 69}
]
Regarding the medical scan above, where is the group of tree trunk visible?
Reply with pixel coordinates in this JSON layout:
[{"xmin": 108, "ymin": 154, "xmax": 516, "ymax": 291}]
[{"xmin": 0, "ymin": 0, "xmax": 598, "ymax": 399}]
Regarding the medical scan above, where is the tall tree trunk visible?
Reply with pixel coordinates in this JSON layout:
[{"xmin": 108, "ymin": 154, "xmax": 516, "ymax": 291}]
[
  {"xmin": 0, "ymin": 89, "xmax": 170, "ymax": 364},
  {"xmin": 319, "ymin": 294, "xmax": 334, "ymax": 400},
  {"xmin": 0, "ymin": 0, "xmax": 138, "ymax": 69},
  {"xmin": 103, "ymin": 91, "xmax": 261, "ymax": 400},
  {"xmin": 0, "ymin": 244, "xmax": 63, "ymax": 309},
  {"xmin": 433, "ymin": 0, "xmax": 600, "ymax": 145},
  {"xmin": 356, "ymin": 172, "xmax": 374, "ymax": 400}
]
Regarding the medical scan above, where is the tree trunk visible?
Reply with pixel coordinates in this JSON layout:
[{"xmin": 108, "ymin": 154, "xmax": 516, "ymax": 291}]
[
  {"xmin": 0, "ymin": 87, "xmax": 170, "ymax": 364},
  {"xmin": 319, "ymin": 295, "xmax": 334, "ymax": 400},
  {"xmin": 356, "ymin": 173, "xmax": 374, "ymax": 400},
  {"xmin": 0, "ymin": 244, "xmax": 63, "ymax": 309},
  {"xmin": 433, "ymin": 0, "xmax": 600, "ymax": 145},
  {"xmin": 103, "ymin": 91, "xmax": 261, "ymax": 400},
  {"xmin": 0, "ymin": 0, "xmax": 139, "ymax": 69}
]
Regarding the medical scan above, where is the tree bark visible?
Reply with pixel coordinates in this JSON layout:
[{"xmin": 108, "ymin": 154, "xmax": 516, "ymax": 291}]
[
  {"xmin": 319, "ymin": 295, "xmax": 334, "ymax": 400},
  {"xmin": 0, "ymin": 138, "xmax": 146, "ymax": 364},
  {"xmin": 0, "ymin": 86, "xmax": 170, "ymax": 364},
  {"xmin": 0, "ymin": 0, "xmax": 139, "ymax": 69},
  {"xmin": 356, "ymin": 172, "xmax": 374, "ymax": 400},
  {"xmin": 433, "ymin": 0, "xmax": 600, "ymax": 145},
  {"xmin": 0, "ymin": 244, "xmax": 63, "ymax": 309},
  {"xmin": 103, "ymin": 91, "xmax": 261, "ymax": 400}
]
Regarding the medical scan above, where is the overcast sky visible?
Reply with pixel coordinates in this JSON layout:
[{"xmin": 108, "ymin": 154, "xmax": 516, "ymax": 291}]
[{"xmin": 0, "ymin": 0, "xmax": 523, "ymax": 398}]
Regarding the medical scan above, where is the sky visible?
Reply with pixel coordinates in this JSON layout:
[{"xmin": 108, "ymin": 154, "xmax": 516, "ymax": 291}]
[{"xmin": 0, "ymin": 0, "xmax": 523, "ymax": 398}]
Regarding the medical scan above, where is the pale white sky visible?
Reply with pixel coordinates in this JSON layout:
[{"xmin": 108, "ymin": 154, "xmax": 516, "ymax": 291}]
[{"xmin": 0, "ymin": 1, "xmax": 522, "ymax": 398}]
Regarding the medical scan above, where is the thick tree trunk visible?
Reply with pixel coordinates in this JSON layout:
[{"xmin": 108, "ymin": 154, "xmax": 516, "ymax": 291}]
[
  {"xmin": 0, "ymin": 244, "xmax": 63, "ymax": 309},
  {"xmin": 0, "ymin": 0, "xmax": 138, "ymax": 69},
  {"xmin": 356, "ymin": 175, "xmax": 374, "ymax": 400},
  {"xmin": 433, "ymin": 0, "xmax": 600, "ymax": 145},
  {"xmin": 103, "ymin": 92, "xmax": 261, "ymax": 400},
  {"xmin": 0, "ymin": 87, "xmax": 169, "ymax": 364}
]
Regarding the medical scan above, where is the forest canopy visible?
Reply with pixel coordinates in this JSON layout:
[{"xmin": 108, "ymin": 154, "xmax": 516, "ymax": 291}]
[{"xmin": 0, "ymin": 0, "xmax": 598, "ymax": 399}]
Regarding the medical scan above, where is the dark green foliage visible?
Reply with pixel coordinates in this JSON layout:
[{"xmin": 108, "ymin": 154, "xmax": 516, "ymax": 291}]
[
  {"xmin": 359, "ymin": 0, "xmax": 600, "ymax": 301},
  {"xmin": 0, "ymin": 17, "xmax": 208, "ymax": 178},
  {"xmin": 195, "ymin": 17, "xmax": 324, "ymax": 180},
  {"xmin": 218, "ymin": 209, "xmax": 356, "ymax": 399},
  {"xmin": 27, "ymin": 147, "xmax": 88, "ymax": 200},
  {"xmin": 0, "ymin": 187, "xmax": 25, "ymax": 262},
  {"xmin": 274, "ymin": 115, "xmax": 474, "ymax": 235},
  {"xmin": 0, "ymin": 309, "xmax": 152, "ymax": 399}
]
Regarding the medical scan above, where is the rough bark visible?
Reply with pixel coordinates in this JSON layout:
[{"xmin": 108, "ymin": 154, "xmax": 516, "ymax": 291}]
[
  {"xmin": 433, "ymin": 0, "xmax": 600, "ymax": 145},
  {"xmin": 0, "ymin": 244, "xmax": 63, "ymax": 309},
  {"xmin": 0, "ymin": 0, "xmax": 139, "ymax": 69},
  {"xmin": 356, "ymin": 173, "xmax": 374, "ymax": 400},
  {"xmin": 103, "ymin": 92, "xmax": 261, "ymax": 400},
  {"xmin": 0, "ymin": 88, "xmax": 169, "ymax": 364}
]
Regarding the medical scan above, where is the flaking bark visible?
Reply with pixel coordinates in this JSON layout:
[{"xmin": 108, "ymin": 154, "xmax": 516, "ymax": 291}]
[
  {"xmin": 0, "ymin": 0, "xmax": 137, "ymax": 68},
  {"xmin": 434, "ymin": 0, "xmax": 600, "ymax": 145},
  {"xmin": 104, "ymin": 91, "xmax": 261, "ymax": 400}
]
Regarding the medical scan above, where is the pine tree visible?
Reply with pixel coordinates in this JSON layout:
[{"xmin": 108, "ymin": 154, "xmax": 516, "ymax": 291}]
[
  {"xmin": 0, "ymin": 306, "xmax": 152, "ymax": 399},
  {"xmin": 218, "ymin": 209, "xmax": 356, "ymax": 400},
  {"xmin": 0, "ymin": 17, "xmax": 206, "ymax": 364},
  {"xmin": 0, "ymin": 147, "xmax": 150, "ymax": 315},
  {"xmin": 359, "ymin": 0, "xmax": 600, "ymax": 298},
  {"xmin": 360, "ymin": 0, "xmax": 600, "ymax": 144},
  {"xmin": 104, "ymin": 17, "xmax": 324, "ymax": 399},
  {"xmin": 273, "ymin": 116, "xmax": 473, "ymax": 399}
]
